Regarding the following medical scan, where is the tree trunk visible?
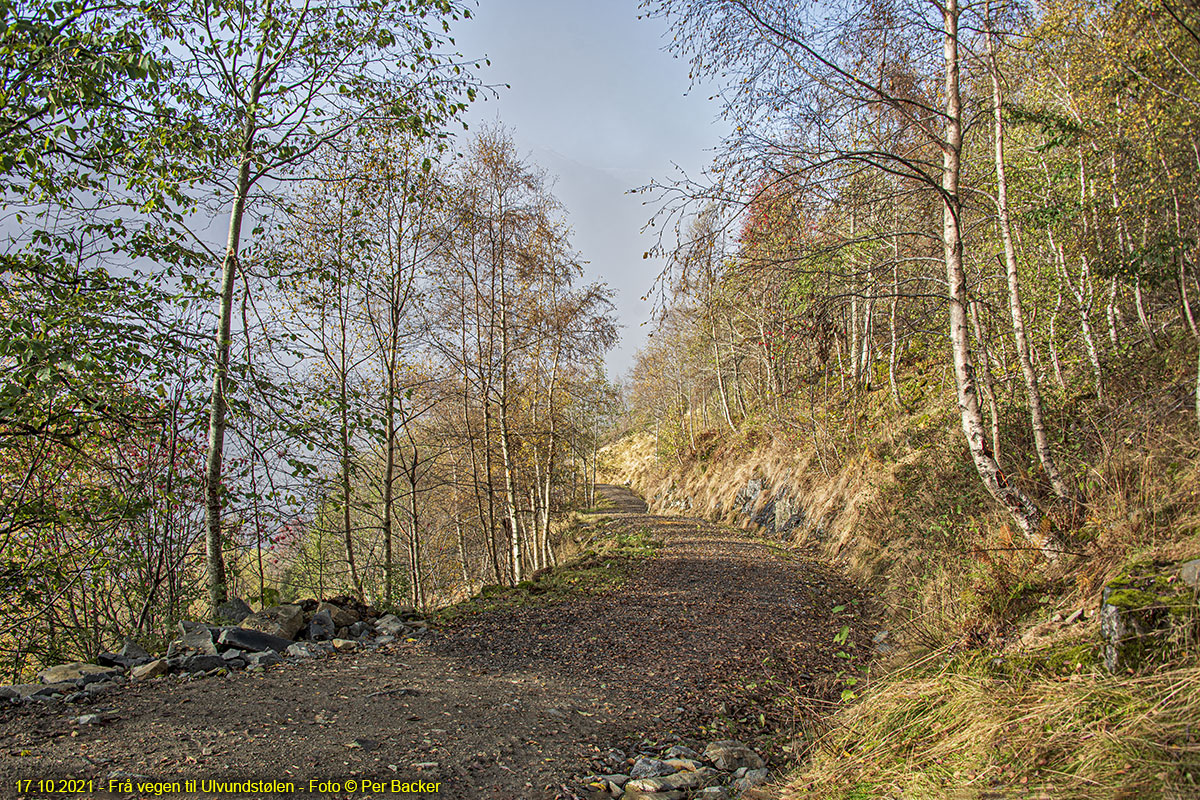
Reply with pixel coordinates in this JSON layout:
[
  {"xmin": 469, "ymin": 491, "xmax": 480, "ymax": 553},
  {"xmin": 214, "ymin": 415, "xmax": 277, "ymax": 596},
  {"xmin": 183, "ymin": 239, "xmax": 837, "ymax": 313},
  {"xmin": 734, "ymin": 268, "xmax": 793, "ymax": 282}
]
[
  {"xmin": 339, "ymin": 358, "xmax": 364, "ymax": 603},
  {"xmin": 498, "ymin": 267, "xmax": 521, "ymax": 584},
  {"xmin": 970, "ymin": 300, "xmax": 1003, "ymax": 463},
  {"xmin": 942, "ymin": 0, "xmax": 1065, "ymax": 560},
  {"xmin": 986, "ymin": 20, "xmax": 1075, "ymax": 501},
  {"xmin": 889, "ymin": 236, "xmax": 903, "ymax": 410},
  {"xmin": 203, "ymin": 140, "xmax": 254, "ymax": 616},
  {"xmin": 382, "ymin": 392, "xmax": 397, "ymax": 605}
]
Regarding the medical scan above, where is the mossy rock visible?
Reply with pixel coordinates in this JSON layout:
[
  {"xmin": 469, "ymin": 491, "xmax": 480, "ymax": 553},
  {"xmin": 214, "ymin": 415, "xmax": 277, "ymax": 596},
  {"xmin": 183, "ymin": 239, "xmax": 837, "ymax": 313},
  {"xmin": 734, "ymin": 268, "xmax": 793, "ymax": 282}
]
[{"xmin": 1100, "ymin": 562, "xmax": 1198, "ymax": 673}]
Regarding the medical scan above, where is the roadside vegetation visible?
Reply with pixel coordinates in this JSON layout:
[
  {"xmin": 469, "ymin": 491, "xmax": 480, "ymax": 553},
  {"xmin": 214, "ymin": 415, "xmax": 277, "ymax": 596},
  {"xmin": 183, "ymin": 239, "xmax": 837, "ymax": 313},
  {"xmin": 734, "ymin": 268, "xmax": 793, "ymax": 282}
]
[
  {"xmin": 614, "ymin": 1, "xmax": 1200, "ymax": 793},
  {"xmin": 433, "ymin": 515, "xmax": 661, "ymax": 626}
]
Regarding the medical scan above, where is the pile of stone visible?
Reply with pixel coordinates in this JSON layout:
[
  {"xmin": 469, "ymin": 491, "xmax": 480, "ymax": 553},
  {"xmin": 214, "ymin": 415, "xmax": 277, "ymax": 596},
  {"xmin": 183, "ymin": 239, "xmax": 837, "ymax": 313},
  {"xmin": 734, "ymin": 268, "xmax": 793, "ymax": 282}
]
[
  {"xmin": 0, "ymin": 599, "xmax": 429, "ymax": 706},
  {"xmin": 577, "ymin": 737, "xmax": 770, "ymax": 800}
]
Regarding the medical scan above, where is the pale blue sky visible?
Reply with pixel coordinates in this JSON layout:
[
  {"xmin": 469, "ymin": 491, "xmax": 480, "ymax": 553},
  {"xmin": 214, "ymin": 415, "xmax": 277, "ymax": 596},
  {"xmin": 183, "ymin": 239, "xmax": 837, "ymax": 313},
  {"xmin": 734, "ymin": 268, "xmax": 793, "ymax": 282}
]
[{"xmin": 451, "ymin": 0, "xmax": 728, "ymax": 377}]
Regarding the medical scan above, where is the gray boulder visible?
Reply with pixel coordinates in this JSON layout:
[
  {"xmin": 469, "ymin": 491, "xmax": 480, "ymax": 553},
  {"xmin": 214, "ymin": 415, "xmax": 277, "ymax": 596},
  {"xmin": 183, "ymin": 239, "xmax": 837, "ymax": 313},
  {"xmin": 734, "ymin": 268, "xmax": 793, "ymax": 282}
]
[
  {"xmin": 167, "ymin": 626, "xmax": 219, "ymax": 658},
  {"xmin": 704, "ymin": 740, "xmax": 765, "ymax": 771},
  {"xmin": 181, "ymin": 653, "xmax": 225, "ymax": 673},
  {"xmin": 733, "ymin": 767, "xmax": 770, "ymax": 792},
  {"xmin": 664, "ymin": 744, "xmax": 704, "ymax": 761},
  {"xmin": 10, "ymin": 683, "xmax": 73, "ymax": 700},
  {"xmin": 1098, "ymin": 569, "xmax": 1187, "ymax": 673},
  {"xmin": 308, "ymin": 609, "xmax": 335, "ymax": 641},
  {"xmin": 121, "ymin": 639, "xmax": 152, "ymax": 662},
  {"xmin": 287, "ymin": 642, "xmax": 319, "ymax": 658},
  {"xmin": 317, "ymin": 601, "xmax": 358, "ymax": 628},
  {"xmin": 1180, "ymin": 558, "xmax": 1200, "ymax": 589},
  {"xmin": 239, "ymin": 604, "xmax": 305, "ymax": 640},
  {"xmin": 131, "ymin": 659, "xmax": 168, "ymax": 681},
  {"xmin": 629, "ymin": 757, "xmax": 675, "ymax": 779},
  {"xmin": 244, "ymin": 650, "xmax": 282, "ymax": 668},
  {"xmin": 374, "ymin": 614, "xmax": 407, "ymax": 637},
  {"xmin": 218, "ymin": 627, "xmax": 292, "ymax": 653},
  {"xmin": 216, "ymin": 598, "xmax": 253, "ymax": 624},
  {"xmin": 625, "ymin": 772, "xmax": 703, "ymax": 793},
  {"xmin": 37, "ymin": 662, "xmax": 118, "ymax": 686}
]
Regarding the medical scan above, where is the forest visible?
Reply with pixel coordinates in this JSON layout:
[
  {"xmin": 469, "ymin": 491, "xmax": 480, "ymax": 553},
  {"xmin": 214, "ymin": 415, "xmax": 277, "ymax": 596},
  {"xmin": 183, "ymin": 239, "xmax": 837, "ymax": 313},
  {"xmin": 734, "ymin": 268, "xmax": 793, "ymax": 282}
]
[
  {"xmin": 0, "ymin": 0, "xmax": 617, "ymax": 681},
  {"xmin": 609, "ymin": 0, "xmax": 1200, "ymax": 794},
  {"xmin": 3, "ymin": 0, "xmax": 1200, "ymax": 795}
]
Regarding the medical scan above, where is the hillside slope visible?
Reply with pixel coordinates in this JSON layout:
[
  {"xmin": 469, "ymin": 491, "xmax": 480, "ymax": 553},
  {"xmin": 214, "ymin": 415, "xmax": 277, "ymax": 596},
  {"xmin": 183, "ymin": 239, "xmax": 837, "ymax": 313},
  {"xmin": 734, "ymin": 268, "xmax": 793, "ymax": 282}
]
[{"xmin": 602, "ymin": 383, "xmax": 1200, "ymax": 798}]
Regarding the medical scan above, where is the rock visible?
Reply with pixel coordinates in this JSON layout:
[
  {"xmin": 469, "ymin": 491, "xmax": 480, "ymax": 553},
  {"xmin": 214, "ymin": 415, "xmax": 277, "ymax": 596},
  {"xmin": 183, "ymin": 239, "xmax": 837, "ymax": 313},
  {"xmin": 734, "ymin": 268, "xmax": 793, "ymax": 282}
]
[
  {"xmin": 181, "ymin": 654, "xmax": 225, "ymax": 673},
  {"xmin": 604, "ymin": 774, "xmax": 630, "ymax": 789},
  {"xmin": 704, "ymin": 740, "xmax": 765, "ymax": 771},
  {"xmin": 131, "ymin": 659, "xmax": 169, "ymax": 681},
  {"xmin": 375, "ymin": 635, "xmax": 397, "ymax": 645},
  {"xmin": 374, "ymin": 614, "xmax": 407, "ymax": 637},
  {"xmin": 216, "ymin": 598, "xmax": 253, "ymax": 624},
  {"xmin": 695, "ymin": 789, "xmax": 730, "ymax": 800},
  {"xmin": 317, "ymin": 601, "xmax": 358, "ymax": 628},
  {"xmin": 83, "ymin": 680, "xmax": 115, "ymax": 695},
  {"xmin": 287, "ymin": 642, "xmax": 319, "ymax": 658},
  {"xmin": 167, "ymin": 627, "xmax": 219, "ymax": 658},
  {"xmin": 1, "ymin": 684, "xmax": 59, "ymax": 701},
  {"xmin": 629, "ymin": 757, "xmax": 675, "ymax": 779},
  {"xmin": 1180, "ymin": 558, "xmax": 1200, "ymax": 589},
  {"xmin": 74, "ymin": 714, "xmax": 103, "ymax": 725},
  {"xmin": 21, "ymin": 683, "xmax": 72, "ymax": 699},
  {"xmin": 96, "ymin": 651, "xmax": 135, "ymax": 670},
  {"xmin": 752, "ymin": 495, "xmax": 777, "ymax": 533},
  {"xmin": 664, "ymin": 745, "xmax": 704, "ymax": 761},
  {"xmin": 97, "ymin": 642, "xmax": 151, "ymax": 670},
  {"xmin": 332, "ymin": 638, "xmax": 358, "ymax": 653},
  {"xmin": 218, "ymin": 627, "xmax": 292, "ymax": 653},
  {"xmin": 663, "ymin": 758, "xmax": 702, "ymax": 772},
  {"xmin": 774, "ymin": 492, "xmax": 807, "ymax": 535},
  {"xmin": 621, "ymin": 790, "xmax": 684, "ymax": 800},
  {"xmin": 37, "ymin": 662, "xmax": 118, "ymax": 686},
  {"xmin": 625, "ymin": 772, "xmax": 703, "ymax": 793},
  {"xmin": 733, "ymin": 767, "xmax": 770, "ymax": 792},
  {"xmin": 221, "ymin": 651, "xmax": 247, "ymax": 669},
  {"xmin": 350, "ymin": 621, "xmax": 372, "ymax": 638},
  {"xmin": 120, "ymin": 639, "xmax": 152, "ymax": 663},
  {"xmin": 239, "ymin": 604, "xmax": 305, "ymax": 640},
  {"xmin": 735, "ymin": 479, "xmax": 764, "ymax": 518},
  {"xmin": 1099, "ymin": 571, "xmax": 1183, "ymax": 672},
  {"xmin": 308, "ymin": 609, "xmax": 335, "ymax": 641},
  {"xmin": 244, "ymin": 650, "xmax": 282, "ymax": 668}
]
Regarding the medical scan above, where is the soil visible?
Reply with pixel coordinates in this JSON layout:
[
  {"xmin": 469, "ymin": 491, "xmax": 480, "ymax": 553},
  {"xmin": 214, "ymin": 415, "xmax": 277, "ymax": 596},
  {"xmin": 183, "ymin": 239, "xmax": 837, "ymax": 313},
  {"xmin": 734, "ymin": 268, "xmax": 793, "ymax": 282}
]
[{"xmin": 0, "ymin": 486, "xmax": 866, "ymax": 799}]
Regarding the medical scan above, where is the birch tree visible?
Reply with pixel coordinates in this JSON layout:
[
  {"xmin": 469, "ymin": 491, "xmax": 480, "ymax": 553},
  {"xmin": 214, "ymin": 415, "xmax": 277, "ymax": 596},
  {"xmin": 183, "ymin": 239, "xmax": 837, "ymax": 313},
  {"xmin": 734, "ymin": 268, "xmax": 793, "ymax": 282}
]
[{"xmin": 158, "ymin": 0, "xmax": 476, "ymax": 612}]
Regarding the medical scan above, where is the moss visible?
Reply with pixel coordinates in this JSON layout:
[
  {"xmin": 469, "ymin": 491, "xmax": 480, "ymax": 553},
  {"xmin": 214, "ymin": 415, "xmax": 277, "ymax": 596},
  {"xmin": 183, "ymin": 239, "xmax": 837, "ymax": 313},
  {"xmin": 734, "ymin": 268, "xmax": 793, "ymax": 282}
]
[
  {"xmin": 1104, "ymin": 563, "xmax": 1198, "ymax": 621},
  {"xmin": 1104, "ymin": 587, "xmax": 1163, "ymax": 610}
]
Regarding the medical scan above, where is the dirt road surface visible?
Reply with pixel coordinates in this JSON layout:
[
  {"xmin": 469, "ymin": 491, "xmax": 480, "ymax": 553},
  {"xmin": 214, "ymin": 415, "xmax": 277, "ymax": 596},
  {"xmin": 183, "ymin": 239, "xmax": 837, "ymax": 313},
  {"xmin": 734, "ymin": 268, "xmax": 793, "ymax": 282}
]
[{"xmin": 0, "ymin": 486, "xmax": 864, "ymax": 799}]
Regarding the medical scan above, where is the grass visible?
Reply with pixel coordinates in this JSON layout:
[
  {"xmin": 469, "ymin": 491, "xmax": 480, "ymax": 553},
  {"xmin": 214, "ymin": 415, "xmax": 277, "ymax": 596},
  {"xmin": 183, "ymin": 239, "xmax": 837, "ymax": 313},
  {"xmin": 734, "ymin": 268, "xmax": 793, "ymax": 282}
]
[
  {"xmin": 785, "ymin": 653, "xmax": 1200, "ymax": 799},
  {"xmin": 432, "ymin": 524, "xmax": 660, "ymax": 626}
]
